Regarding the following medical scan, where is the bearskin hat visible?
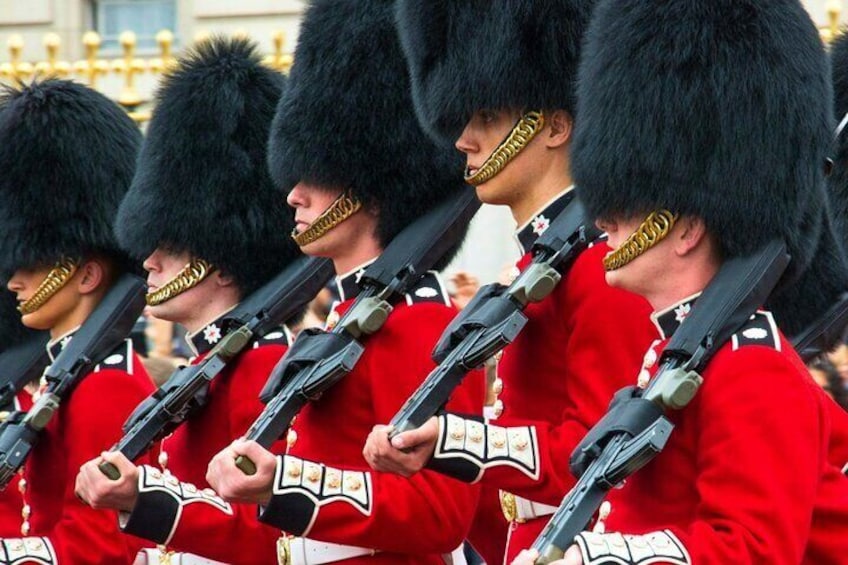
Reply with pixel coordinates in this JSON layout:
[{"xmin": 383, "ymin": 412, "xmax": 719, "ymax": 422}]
[
  {"xmin": 829, "ymin": 31, "xmax": 848, "ymax": 244},
  {"xmin": 0, "ymin": 79, "xmax": 141, "ymax": 277},
  {"xmin": 574, "ymin": 0, "xmax": 831, "ymax": 283},
  {"xmin": 394, "ymin": 0, "xmax": 593, "ymax": 145},
  {"xmin": 116, "ymin": 37, "xmax": 301, "ymax": 296},
  {"xmin": 0, "ymin": 291, "xmax": 36, "ymax": 353},
  {"xmin": 267, "ymin": 0, "xmax": 468, "ymax": 247}
]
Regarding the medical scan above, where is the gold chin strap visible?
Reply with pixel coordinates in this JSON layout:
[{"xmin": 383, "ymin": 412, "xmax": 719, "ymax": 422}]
[
  {"xmin": 464, "ymin": 110, "xmax": 545, "ymax": 186},
  {"xmin": 291, "ymin": 190, "xmax": 362, "ymax": 247},
  {"xmin": 146, "ymin": 258, "xmax": 215, "ymax": 306},
  {"xmin": 17, "ymin": 257, "xmax": 80, "ymax": 315},
  {"xmin": 603, "ymin": 210, "xmax": 678, "ymax": 271}
]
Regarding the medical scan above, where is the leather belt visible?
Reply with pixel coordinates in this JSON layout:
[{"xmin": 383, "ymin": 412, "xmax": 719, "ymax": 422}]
[
  {"xmin": 500, "ymin": 491, "xmax": 558, "ymax": 524},
  {"xmin": 136, "ymin": 549, "xmax": 228, "ymax": 565},
  {"xmin": 276, "ymin": 537, "xmax": 469, "ymax": 564},
  {"xmin": 278, "ymin": 537, "xmax": 376, "ymax": 565}
]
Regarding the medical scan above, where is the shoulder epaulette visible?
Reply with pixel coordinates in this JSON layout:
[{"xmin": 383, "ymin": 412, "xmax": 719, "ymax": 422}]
[
  {"xmin": 730, "ymin": 311, "xmax": 781, "ymax": 352},
  {"xmin": 252, "ymin": 326, "xmax": 292, "ymax": 349},
  {"xmin": 403, "ymin": 271, "xmax": 451, "ymax": 307},
  {"xmin": 93, "ymin": 339, "xmax": 134, "ymax": 374}
]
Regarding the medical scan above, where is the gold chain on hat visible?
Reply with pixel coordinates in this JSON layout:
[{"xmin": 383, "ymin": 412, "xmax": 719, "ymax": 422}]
[
  {"xmin": 17, "ymin": 257, "xmax": 79, "ymax": 315},
  {"xmin": 291, "ymin": 190, "xmax": 362, "ymax": 247},
  {"xmin": 603, "ymin": 210, "xmax": 678, "ymax": 271},
  {"xmin": 145, "ymin": 258, "xmax": 215, "ymax": 306},
  {"xmin": 464, "ymin": 111, "xmax": 545, "ymax": 186}
]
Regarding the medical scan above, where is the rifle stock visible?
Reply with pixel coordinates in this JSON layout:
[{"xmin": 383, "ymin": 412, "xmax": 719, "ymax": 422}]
[
  {"xmin": 235, "ymin": 189, "xmax": 481, "ymax": 474},
  {"xmin": 98, "ymin": 257, "xmax": 334, "ymax": 479},
  {"xmin": 531, "ymin": 240, "xmax": 790, "ymax": 562},
  {"xmin": 388, "ymin": 197, "xmax": 601, "ymax": 438},
  {"xmin": 0, "ymin": 274, "xmax": 146, "ymax": 489}
]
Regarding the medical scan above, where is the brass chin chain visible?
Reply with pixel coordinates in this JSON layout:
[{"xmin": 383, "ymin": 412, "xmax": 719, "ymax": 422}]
[
  {"xmin": 145, "ymin": 258, "xmax": 215, "ymax": 306},
  {"xmin": 603, "ymin": 210, "xmax": 678, "ymax": 271},
  {"xmin": 464, "ymin": 110, "xmax": 545, "ymax": 186},
  {"xmin": 291, "ymin": 191, "xmax": 362, "ymax": 247},
  {"xmin": 18, "ymin": 258, "xmax": 79, "ymax": 315}
]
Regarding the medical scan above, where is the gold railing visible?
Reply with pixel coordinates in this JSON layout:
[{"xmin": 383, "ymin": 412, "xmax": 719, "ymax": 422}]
[
  {"xmin": 0, "ymin": 29, "xmax": 293, "ymax": 124},
  {"xmin": 821, "ymin": 0, "xmax": 843, "ymax": 44}
]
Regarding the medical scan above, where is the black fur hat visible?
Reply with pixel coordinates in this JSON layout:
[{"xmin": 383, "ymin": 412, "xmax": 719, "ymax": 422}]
[
  {"xmin": 116, "ymin": 37, "xmax": 301, "ymax": 296},
  {"xmin": 777, "ymin": 31, "xmax": 848, "ymax": 342},
  {"xmin": 0, "ymin": 79, "xmax": 141, "ymax": 277},
  {"xmin": 829, "ymin": 30, "xmax": 848, "ymax": 244},
  {"xmin": 267, "ymin": 0, "xmax": 468, "ymax": 247},
  {"xmin": 394, "ymin": 0, "xmax": 593, "ymax": 145},
  {"xmin": 574, "ymin": 0, "xmax": 831, "ymax": 279},
  {"xmin": 0, "ymin": 291, "xmax": 35, "ymax": 353}
]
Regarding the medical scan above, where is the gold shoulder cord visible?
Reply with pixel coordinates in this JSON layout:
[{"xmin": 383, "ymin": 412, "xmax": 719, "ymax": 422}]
[
  {"xmin": 17, "ymin": 257, "xmax": 79, "ymax": 315},
  {"xmin": 603, "ymin": 210, "xmax": 678, "ymax": 271},
  {"xmin": 464, "ymin": 111, "xmax": 545, "ymax": 186},
  {"xmin": 292, "ymin": 191, "xmax": 362, "ymax": 247},
  {"xmin": 146, "ymin": 258, "xmax": 215, "ymax": 306}
]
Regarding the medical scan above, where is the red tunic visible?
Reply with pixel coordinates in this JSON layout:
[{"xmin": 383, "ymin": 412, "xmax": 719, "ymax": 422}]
[
  {"xmin": 120, "ymin": 318, "xmax": 290, "ymax": 564},
  {"xmin": 259, "ymin": 271, "xmax": 486, "ymax": 564},
  {"xmin": 428, "ymin": 193, "xmax": 657, "ymax": 563},
  {"xmin": 10, "ymin": 336, "xmax": 156, "ymax": 564},
  {"xmin": 588, "ymin": 300, "xmax": 848, "ymax": 564},
  {"xmin": 0, "ymin": 392, "xmax": 32, "ymax": 537}
]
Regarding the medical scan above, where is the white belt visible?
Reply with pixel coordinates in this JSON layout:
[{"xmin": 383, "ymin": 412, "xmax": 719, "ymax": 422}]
[
  {"xmin": 278, "ymin": 537, "xmax": 376, "ymax": 565},
  {"xmin": 277, "ymin": 537, "xmax": 469, "ymax": 565},
  {"xmin": 514, "ymin": 495, "xmax": 558, "ymax": 522},
  {"xmin": 136, "ymin": 549, "xmax": 228, "ymax": 565}
]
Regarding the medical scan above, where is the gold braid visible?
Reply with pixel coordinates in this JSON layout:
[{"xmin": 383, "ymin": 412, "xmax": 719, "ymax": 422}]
[
  {"xmin": 18, "ymin": 258, "xmax": 79, "ymax": 315},
  {"xmin": 291, "ymin": 191, "xmax": 362, "ymax": 247},
  {"xmin": 603, "ymin": 210, "xmax": 678, "ymax": 271},
  {"xmin": 146, "ymin": 258, "xmax": 215, "ymax": 306},
  {"xmin": 464, "ymin": 111, "xmax": 545, "ymax": 186}
]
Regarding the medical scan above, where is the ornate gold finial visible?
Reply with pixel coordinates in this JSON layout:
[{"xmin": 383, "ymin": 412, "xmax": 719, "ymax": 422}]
[
  {"xmin": 1, "ymin": 35, "xmax": 34, "ymax": 82},
  {"xmin": 73, "ymin": 31, "xmax": 109, "ymax": 88},
  {"xmin": 193, "ymin": 30, "xmax": 212, "ymax": 46},
  {"xmin": 263, "ymin": 30, "xmax": 293, "ymax": 73},
  {"xmin": 149, "ymin": 29, "xmax": 177, "ymax": 75},
  {"xmin": 822, "ymin": 0, "xmax": 843, "ymax": 44},
  {"xmin": 111, "ymin": 31, "xmax": 147, "ymax": 108},
  {"xmin": 34, "ymin": 33, "xmax": 71, "ymax": 78}
]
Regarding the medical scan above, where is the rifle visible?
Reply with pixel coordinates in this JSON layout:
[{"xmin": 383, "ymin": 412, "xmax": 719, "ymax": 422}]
[
  {"xmin": 235, "ymin": 188, "xmax": 481, "ymax": 474},
  {"xmin": 791, "ymin": 292, "xmax": 848, "ymax": 362},
  {"xmin": 0, "ymin": 333, "xmax": 50, "ymax": 411},
  {"xmin": 99, "ymin": 256, "xmax": 334, "ymax": 479},
  {"xmin": 531, "ymin": 239, "xmax": 790, "ymax": 564},
  {"xmin": 0, "ymin": 274, "xmax": 146, "ymax": 489},
  {"xmin": 388, "ymin": 196, "xmax": 602, "ymax": 438}
]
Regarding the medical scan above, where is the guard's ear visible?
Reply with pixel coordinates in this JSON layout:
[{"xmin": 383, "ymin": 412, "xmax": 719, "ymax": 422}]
[{"xmin": 544, "ymin": 110, "xmax": 574, "ymax": 149}]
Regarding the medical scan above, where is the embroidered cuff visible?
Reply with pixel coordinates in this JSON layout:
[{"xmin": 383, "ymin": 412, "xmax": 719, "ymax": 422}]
[
  {"xmin": 120, "ymin": 465, "xmax": 232, "ymax": 544},
  {"xmin": 427, "ymin": 413, "xmax": 539, "ymax": 483},
  {"xmin": 258, "ymin": 455, "xmax": 372, "ymax": 536},
  {"xmin": 574, "ymin": 530, "xmax": 691, "ymax": 565},
  {"xmin": 0, "ymin": 538, "xmax": 56, "ymax": 565}
]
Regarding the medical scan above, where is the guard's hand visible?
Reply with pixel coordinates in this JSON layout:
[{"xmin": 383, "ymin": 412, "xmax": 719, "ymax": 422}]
[
  {"xmin": 362, "ymin": 417, "xmax": 438, "ymax": 477},
  {"xmin": 510, "ymin": 547, "xmax": 583, "ymax": 565},
  {"xmin": 206, "ymin": 438, "xmax": 275, "ymax": 505},
  {"xmin": 75, "ymin": 452, "xmax": 139, "ymax": 512}
]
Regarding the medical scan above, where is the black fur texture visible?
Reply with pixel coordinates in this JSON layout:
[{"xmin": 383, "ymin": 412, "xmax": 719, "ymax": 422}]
[
  {"xmin": 829, "ymin": 30, "xmax": 848, "ymax": 247},
  {"xmin": 116, "ymin": 37, "xmax": 301, "ymax": 296},
  {"xmin": 267, "ymin": 0, "xmax": 469, "ymax": 249},
  {"xmin": 394, "ymin": 0, "xmax": 593, "ymax": 145},
  {"xmin": 574, "ymin": 0, "xmax": 831, "ymax": 277},
  {"xmin": 0, "ymin": 291, "xmax": 37, "ymax": 353},
  {"xmin": 0, "ymin": 80, "xmax": 141, "ymax": 276}
]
